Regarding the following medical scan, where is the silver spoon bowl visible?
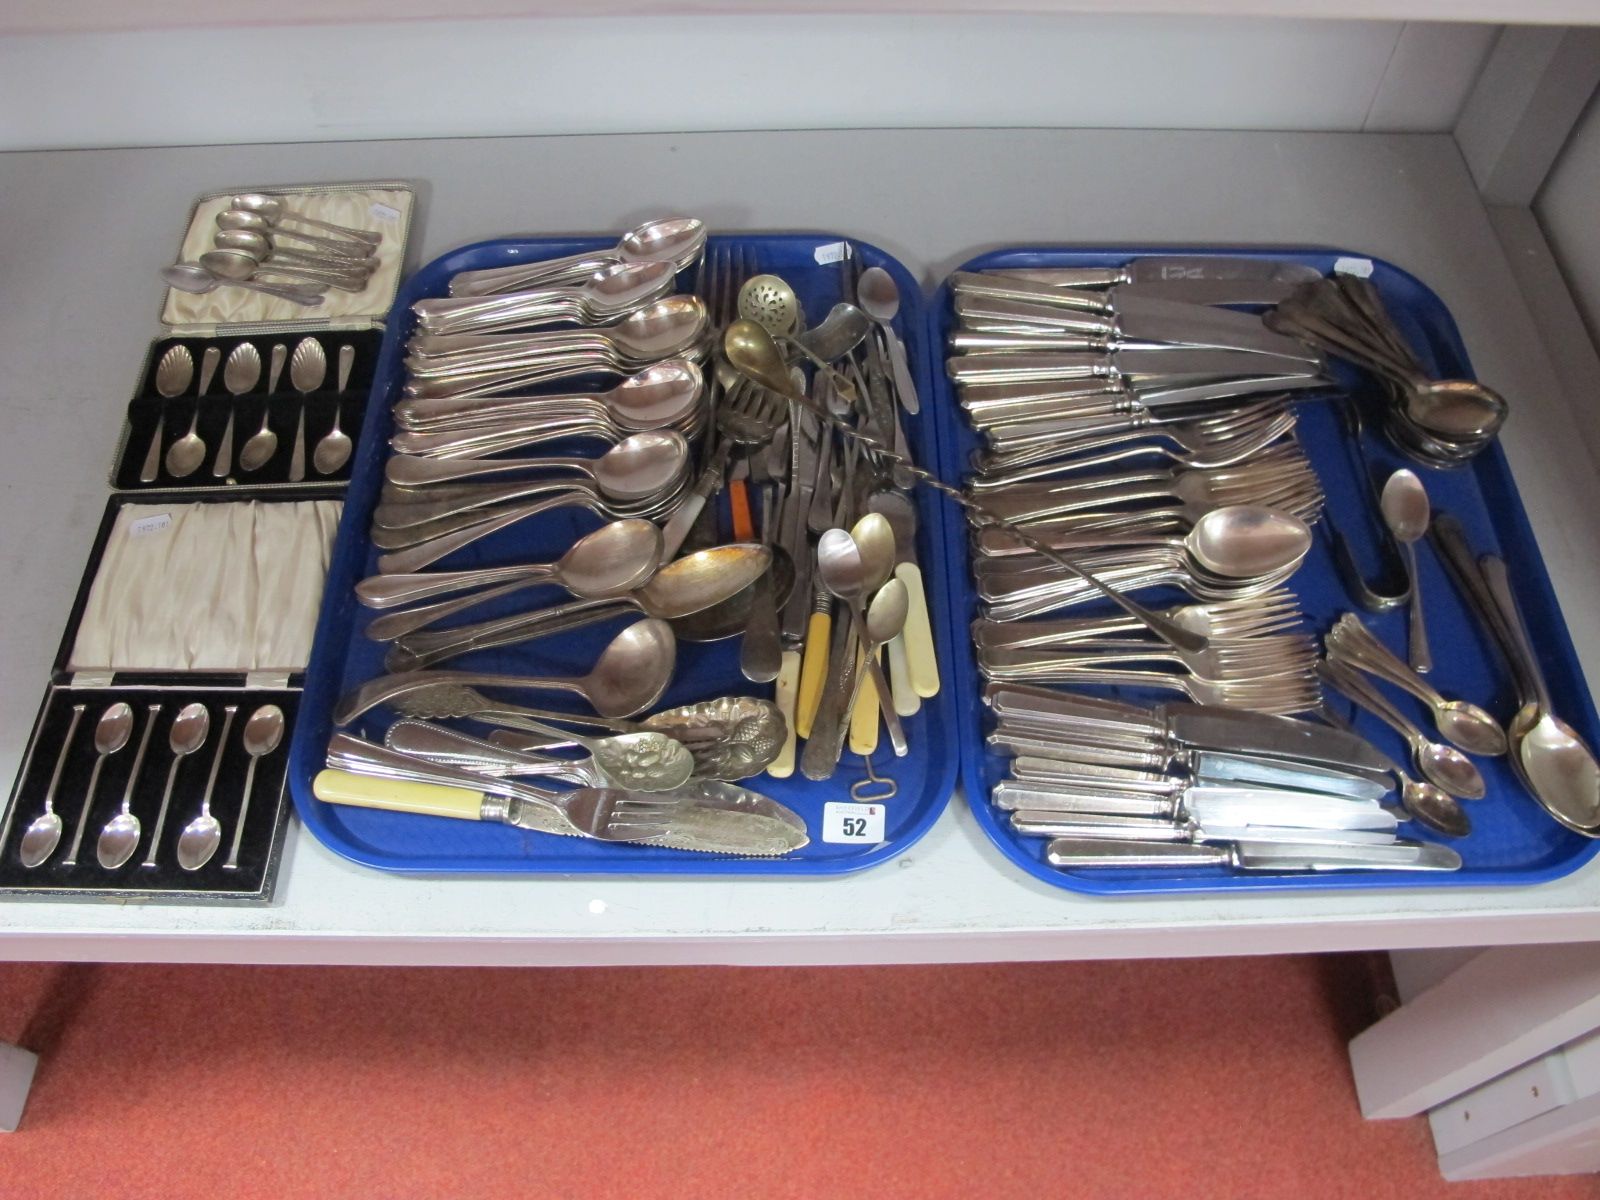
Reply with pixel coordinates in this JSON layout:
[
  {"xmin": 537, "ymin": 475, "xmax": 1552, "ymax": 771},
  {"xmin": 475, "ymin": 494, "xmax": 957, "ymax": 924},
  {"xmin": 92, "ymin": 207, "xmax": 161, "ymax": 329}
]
[{"xmin": 161, "ymin": 262, "xmax": 324, "ymax": 306}]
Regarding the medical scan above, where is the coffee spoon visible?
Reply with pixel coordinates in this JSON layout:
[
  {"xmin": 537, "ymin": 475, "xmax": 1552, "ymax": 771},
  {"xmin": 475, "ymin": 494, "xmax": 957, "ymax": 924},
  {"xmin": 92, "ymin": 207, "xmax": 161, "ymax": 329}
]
[
  {"xmin": 1382, "ymin": 469, "xmax": 1432, "ymax": 674},
  {"xmin": 61, "ymin": 703, "xmax": 134, "ymax": 867},
  {"xmin": 166, "ymin": 346, "xmax": 221, "ymax": 478},
  {"xmin": 19, "ymin": 705, "xmax": 85, "ymax": 868},
  {"xmin": 142, "ymin": 702, "xmax": 210, "ymax": 868},
  {"xmin": 96, "ymin": 703, "xmax": 162, "ymax": 869},
  {"xmin": 335, "ymin": 618, "xmax": 678, "ymax": 723},
  {"xmin": 313, "ymin": 344, "xmax": 356, "ymax": 475},
  {"xmin": 857, "ymin": 266, "xmax": 919, "ymax": 413},
  {"xmin": 140, "ymin": 345, "xmax": 195, "ymax": 483},
  {"xmin": 240, "ymin": 343, "xmax": 288, "ymax": 473},
  {"xmin": 224, "ymin": 704, "xmax": 286, "ymax": 871},
  {"xmin": 177, "ymin": 705, "xmax": 237, "ymax": 871}
]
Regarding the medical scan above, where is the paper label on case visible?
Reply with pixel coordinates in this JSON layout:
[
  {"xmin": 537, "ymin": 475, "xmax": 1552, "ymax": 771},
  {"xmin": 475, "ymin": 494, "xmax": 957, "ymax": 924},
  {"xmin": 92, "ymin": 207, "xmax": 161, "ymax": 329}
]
[
  {"xmin": 1333, "ymin": 257, "xmax": 1374, "ymax": 278},
  {"xmin": 369, "ymin": 202, "xmax": 401, "ymax": 222},
  {"xmin": 129, "ymin": 512, "xmax": 172, "ymax": 538},
  {"xmin": 813, "ymin": 241, "xmax": 850, "ymax": 265},
  {"xmin": 822, "ymin": 801, "xmax": 886, "ymax": 844}
]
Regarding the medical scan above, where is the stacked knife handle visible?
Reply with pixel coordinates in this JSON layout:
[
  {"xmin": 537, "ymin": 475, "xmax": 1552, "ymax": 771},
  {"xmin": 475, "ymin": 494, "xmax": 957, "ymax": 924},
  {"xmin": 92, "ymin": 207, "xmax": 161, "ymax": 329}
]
[
  {"xmin": 948, "ymin": 266, "xmax": 1334, "ymax": 719},
  {"xmin": 986, "ymin": 685, "xmax": 1462, "ymax": 873}
]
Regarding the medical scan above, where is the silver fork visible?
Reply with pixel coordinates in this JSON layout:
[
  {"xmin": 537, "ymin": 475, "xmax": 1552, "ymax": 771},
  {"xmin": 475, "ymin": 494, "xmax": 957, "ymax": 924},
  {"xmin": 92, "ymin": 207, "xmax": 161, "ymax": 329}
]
[{"xmin": 973, "ymin": 590, "xmax": 1305, "ymax": 650}]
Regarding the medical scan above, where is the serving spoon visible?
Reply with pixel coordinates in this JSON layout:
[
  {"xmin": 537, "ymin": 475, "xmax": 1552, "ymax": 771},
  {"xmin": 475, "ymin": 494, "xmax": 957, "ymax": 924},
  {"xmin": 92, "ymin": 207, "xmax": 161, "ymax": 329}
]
[
  {"xmin": 336, "ymin": 618, "xmax": 678, "ymax": 724},
  {"xmin": 386, "ymin": 719, "xmax": 694, "ymax": 793}
]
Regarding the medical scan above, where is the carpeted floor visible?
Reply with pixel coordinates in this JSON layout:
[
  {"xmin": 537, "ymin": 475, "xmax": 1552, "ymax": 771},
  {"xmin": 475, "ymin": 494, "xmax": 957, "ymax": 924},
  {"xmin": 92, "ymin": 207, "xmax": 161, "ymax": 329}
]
[{"xmin": 2, "ymin": 955, "xmax": 1595, "ymax": 1199}]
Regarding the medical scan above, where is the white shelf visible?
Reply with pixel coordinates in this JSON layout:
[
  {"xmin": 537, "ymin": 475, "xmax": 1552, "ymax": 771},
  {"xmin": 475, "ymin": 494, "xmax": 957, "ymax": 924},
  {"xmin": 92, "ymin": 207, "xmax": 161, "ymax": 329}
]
[{"xmin": 2, "ymin": 126, "xmax": 1599, "ymax": 967}]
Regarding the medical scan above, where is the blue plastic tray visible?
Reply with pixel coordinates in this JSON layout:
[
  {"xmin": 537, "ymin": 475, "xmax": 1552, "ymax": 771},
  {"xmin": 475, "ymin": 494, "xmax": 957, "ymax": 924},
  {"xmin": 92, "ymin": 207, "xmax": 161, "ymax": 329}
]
[
  {"xmin": 289, "ymin": 233, "xmax": 961, "ymax": 874},
  {"xmin": 930, "ymin": 246, "xmax": 1600, "ymax": 895}
]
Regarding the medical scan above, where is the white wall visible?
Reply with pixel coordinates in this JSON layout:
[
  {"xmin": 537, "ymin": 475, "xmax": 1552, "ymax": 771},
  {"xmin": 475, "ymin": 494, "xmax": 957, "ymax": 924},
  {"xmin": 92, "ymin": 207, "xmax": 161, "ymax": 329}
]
[
  {"xmin": 0, "ymin": 15, "xmax": 1496, "ymax": 151},
  {"xmin": 1537, "ymin": 88, "xmax": 1600, "ymax": 346}
]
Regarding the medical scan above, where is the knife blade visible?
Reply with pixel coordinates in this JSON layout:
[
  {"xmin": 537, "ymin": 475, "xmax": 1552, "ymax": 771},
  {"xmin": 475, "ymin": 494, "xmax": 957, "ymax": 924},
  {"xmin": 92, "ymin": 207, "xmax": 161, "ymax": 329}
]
[
  {"xmin": 946, "ymin": 347, "xmax": 1329, "ymax": 386},
  {"xmin": 1045, "ymin": 836, "xmax": 1462, "ymax": 872},
  {"xmin": 989, "ymin": 257, "xmax": 1323, "ymax": 289},
  {"xmin": 1163, "ymin": 704, "xmax": 1402, "ymax": 780}
]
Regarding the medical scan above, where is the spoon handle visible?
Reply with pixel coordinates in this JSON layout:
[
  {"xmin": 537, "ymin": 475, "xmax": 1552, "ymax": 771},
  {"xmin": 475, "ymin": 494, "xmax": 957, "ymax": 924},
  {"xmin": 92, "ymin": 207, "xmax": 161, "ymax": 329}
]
[
  {"xmin": 1428, "ymin": 514, "xmax": 1534, "ymax": 705},
  {"xmin": 288, "ymin": 403, "xmax": 306, "ymax": 482},
  {"xmin": 1479, "ymin": 556, "xmax": 1556, "ymax": 715},
  {"xmin": 139, "ymin": 419, "xmax": 164, "ymax": 483},
  {"xmin": 1318, "ymin": 658, "xmax": 1429, "ymax": 750},
  {"xmin": 1404, "ymin": 543, "xmax": 1432, "ymax": 674},
  {"xmin": 197, "ymin": 707, "xmax": 238, "ymax": 822},
  {"xmin": 222, "ymin": 756, "xmax": 260, "ymax": 872}
]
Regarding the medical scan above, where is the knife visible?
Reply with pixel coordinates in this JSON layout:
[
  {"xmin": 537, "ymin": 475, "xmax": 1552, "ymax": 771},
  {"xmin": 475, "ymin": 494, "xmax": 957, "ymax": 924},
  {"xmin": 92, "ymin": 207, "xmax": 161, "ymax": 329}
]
[
  {"xmin": 985, "ymin": 686, "xmax": 1401, "ymax": 780},
  {"xmin": 312, "ymin": 769, "xmax": 807, "ymax": 856},
  {"xmin": 952, "ymin": 292, "xmax": 1320, "ymax": 363},
  {"xmin": 1013, "ymin": 812, "xmax": 1398, "ymax": 845},
  {"xmin": 946, "ymin": 347, "xmax": 1329, "ymax": 386},
  {"xmin": 1045, "ymin": 836, "xmax": 1461, "ymax": 872},
  {"xmin": 986, "ymin": 257, "xmax": 1323, "ymax": 289},
  {"xmin": 1001, "ymin": 782, "xmax": 1395, "ymax": 828}
]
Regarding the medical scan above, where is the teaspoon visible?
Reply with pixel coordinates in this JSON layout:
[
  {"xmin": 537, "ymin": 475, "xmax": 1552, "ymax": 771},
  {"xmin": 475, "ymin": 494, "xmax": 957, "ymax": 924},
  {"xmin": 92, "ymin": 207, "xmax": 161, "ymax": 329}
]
[
  {"xmin": 1382, "ymin": 469, "xmax": 1432, "ymax": 674},
  {"xmin": 18, "ymin": 704, "xmax": 84, "ymax": 868},
  {"xmin": 96, "ymin": 703, "xmax": 162, "ymax": 869},
  {"xmin": 160, "ymin": 262, "xmax": 324, "ymax": 306},
  {"xmin": 335, "ymin": 618, "xmax": 678, "ymax": 724},
  {"xmin": 240, "ymin": 343, "xmax": 287, "ymax": 473},
  {"xmin": 177, "ymin": 705, "xmax": 237, "ymax": 872},
  {"xmin": 199, "ymin": 247, "xmax": 368, "ymax": 292},
  {"xmin": 142, "ymin": 702, "xmax": 210, "ymax": 867},
  {"xmin": 216, "ymin": 211, "xmax": 376, "ymax": 261},
  {"xmin": 139, "ymin": 345, "xmax": 195, "ymax": 483},
  {"xmin": 1320, "ymin": 660, "xmax": 1485, "ymax": 800},
  {"xmin": 313, "ymin": 344, "xmax": 356, "ymax": 475},
  {"xmin": 166, "ymin": 346, "xmax": 221, "ymax": 478},
  {"xmin": 213, "ymin": 226, "xmax": 372, "ymax": 271},
  {"xmin": 224, "ymin": 705, "xmax": 285, "ymax": 870},
  {"xmin": 288, "ymin": 338, "xmax": 326, "ymax": 483},
  {"xmin": 214, "ymin": 342, "xmax": 261, "ymax": 478},
  {"xmin": 230, "ymin": 193, "xmax": 384, "ymax": 245},
  {"xmin": 61, "ymin": 703, "xmax": 134, "ymax": 867}
]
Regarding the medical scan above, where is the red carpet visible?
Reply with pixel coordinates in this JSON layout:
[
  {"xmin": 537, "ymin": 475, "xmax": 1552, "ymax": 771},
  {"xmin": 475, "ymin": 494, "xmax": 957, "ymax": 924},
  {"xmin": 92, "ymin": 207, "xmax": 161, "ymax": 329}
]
[{"xmin": 2, "ymin": 955, "xmax": 1595, "ymax": 1199}]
